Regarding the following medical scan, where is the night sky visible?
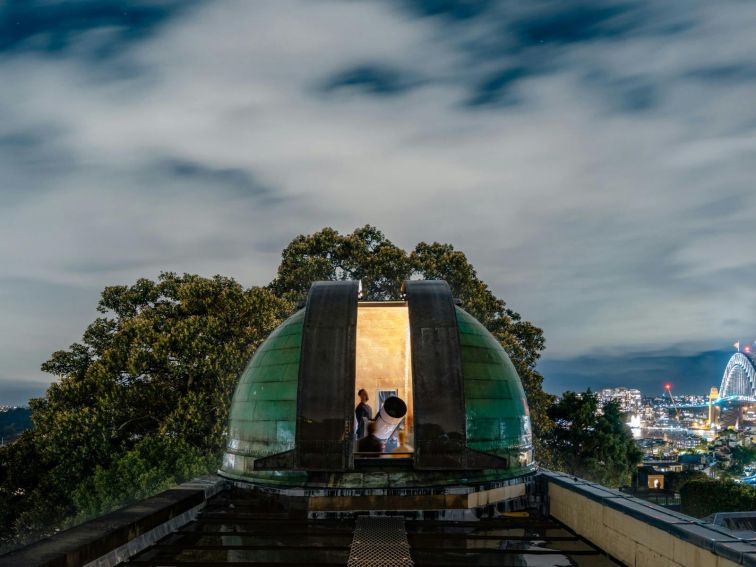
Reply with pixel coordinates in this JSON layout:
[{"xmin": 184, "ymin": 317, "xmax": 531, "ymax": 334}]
[{"xmin": 2, "ymin": 1, "xmax": 755, "ymax": 404}]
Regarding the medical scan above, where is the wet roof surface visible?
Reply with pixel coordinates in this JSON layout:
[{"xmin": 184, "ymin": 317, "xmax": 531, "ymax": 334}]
[{"xmin": 124, "ymin": 489, "xmax": 621, "ymax": 567}]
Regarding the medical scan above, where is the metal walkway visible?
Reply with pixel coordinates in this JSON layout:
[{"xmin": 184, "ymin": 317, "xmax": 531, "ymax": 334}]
[
  {"xmin": 347, "ymin": 516, "xmax": 413, "ymax": 567},
  {"xmin": 123, "ymin": 488, "xmax": 621, "ymax": 566}
]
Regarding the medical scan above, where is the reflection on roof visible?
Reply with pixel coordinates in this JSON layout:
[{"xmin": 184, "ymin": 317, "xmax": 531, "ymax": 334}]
[{"xmin": 124, "ymin": 487, "xmax": 620, "ymax": 567}]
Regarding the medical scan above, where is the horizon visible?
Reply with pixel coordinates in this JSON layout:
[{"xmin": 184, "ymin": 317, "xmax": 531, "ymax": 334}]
[{"xmin": 0, "ymin": 342, "xmax": 742, "ymax": 407}]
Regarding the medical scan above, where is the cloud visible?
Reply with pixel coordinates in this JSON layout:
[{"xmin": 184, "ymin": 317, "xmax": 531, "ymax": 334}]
[{"xmin": 1, "ymin": 0, "xmax": 756, "ymax": 398}]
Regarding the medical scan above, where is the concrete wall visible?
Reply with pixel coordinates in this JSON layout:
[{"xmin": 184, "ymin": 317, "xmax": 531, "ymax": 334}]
[{"xmin": 544, "ymin": 471, "xmax": 756, "ymax": 567}]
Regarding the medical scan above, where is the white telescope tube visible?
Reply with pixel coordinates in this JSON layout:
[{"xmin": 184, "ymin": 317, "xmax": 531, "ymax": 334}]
[{"xmin": 373, "ymin": 396, "xmax": 407, "ymax": 440}]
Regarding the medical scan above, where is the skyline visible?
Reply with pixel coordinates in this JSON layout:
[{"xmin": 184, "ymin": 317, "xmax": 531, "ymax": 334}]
[{"xmin": 2, "ymin": 1, "xmax": 756, "ymax": 403}]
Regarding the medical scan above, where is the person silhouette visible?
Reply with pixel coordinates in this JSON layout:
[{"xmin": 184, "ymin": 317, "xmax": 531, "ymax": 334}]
[{"xmin": 355, "ymin": 388, "xmax": 372, "ymax": 439}]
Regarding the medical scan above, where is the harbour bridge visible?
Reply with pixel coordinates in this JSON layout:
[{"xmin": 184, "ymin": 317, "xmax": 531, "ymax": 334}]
[
  {"xmin": 676, "ymin": 351, "xmax": 756, "ymax": 413},
  {"xmin": 717, "ymin": 351, "xmax": 756, "ymax": 403}
]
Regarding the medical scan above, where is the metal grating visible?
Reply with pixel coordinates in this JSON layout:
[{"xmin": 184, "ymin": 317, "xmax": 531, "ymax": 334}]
[{"xmin": 348, "ymin": 516, "xmax": 414, "ymax": 567}]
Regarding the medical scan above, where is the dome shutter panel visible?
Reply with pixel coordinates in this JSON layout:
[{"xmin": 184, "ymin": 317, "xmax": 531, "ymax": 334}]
[
  {"xmin": 295, "ymin": 281, "xmax": 359, "ymax": 471},
  {"xmin": 405, "ymin": 280, "xmax": 467, "ymax": 470}
]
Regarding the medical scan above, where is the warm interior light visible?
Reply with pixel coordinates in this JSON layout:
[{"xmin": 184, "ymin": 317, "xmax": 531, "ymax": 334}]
[{"xmin": 355, "ymin": 302, "xmax": 414, "ymax": 456}]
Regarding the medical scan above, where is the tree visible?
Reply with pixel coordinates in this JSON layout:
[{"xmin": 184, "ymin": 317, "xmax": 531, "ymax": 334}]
[
  {"xmin": 1, "ymin": 273, "xmax": 291, "ymax": 548},
  {"xmin": 711, "ymin": 444, "xmax": 756, "ymax": 480},
  {"xmin": 271, "ymin": 225, "xmax": 412, "ymax": 300},
  {"xmin": 681, "ymin": 479, "xmax": 756, "ymax": 518},
  {"xmin": 664, "ymin": 469, "xmax": 708, "ymax": 493},
  {"xmin": 544, "ymin": 391, "xmax": 642, "ymax": 487},
  {"xmin": 728, "ymin": 445, "xmax": 756, "ymax": 469},
  {"xmin": 70, "ymin": 436, "xmax": 212, "ymax": 523}
]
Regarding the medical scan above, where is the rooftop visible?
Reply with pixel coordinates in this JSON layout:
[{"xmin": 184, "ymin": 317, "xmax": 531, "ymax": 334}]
[
  {"xmin": 122, "ymin": 489, "xmax": 619, "ymax": 566},
  {"xmin": 5, "ymin": 471, "xmax": 756, "ymax": 567}
]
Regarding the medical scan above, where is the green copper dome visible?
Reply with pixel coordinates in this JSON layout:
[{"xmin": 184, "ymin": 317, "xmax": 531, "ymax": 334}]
[
  {"xmin": 220, "ymin": 281, "xmax": 534, "ymax": 488},
  {"xmin": 222, "ymin": 309, "xmax": 306, "ymax": 483},
  {"xmin": 457, "ymin": 308, "xmax": 532, "ymax": 460}
]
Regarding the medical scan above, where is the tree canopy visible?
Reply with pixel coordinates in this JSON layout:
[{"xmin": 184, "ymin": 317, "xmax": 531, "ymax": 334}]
[
  {"xmin": 0, "ymin": 225, "xmax": 552, "ymax": 548},
  {"xmin": 681, "ymin": 479, "xmax": 756, "ymax": 518},
  {"xmin": 544, "ymin": 390, "xmax": 642, "ymax": 487}
]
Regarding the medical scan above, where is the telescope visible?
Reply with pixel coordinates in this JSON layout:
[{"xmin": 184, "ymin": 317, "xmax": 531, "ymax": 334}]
[{"xmin": 371, "ymin": 396, "xmax": 407, "ymax": 440}]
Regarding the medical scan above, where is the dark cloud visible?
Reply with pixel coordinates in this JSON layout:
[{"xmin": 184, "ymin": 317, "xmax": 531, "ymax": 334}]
[
  {"xmin": 321, "ymin": 64, "xmax": 419, "ymax": 96},
  {"xmin": 466, "ymin": 67, "xmax": 529, "ymax": 107},
  {"xmin": 399, "ymin": 0, "xmax": 495, "ymax": 21},
  {"xmin": 384, "ymin": 1, "xmax": 667, "ymax": 111},
  {"xmin": 0, "ymin": 0, "xmax": 194, "ymax": 56},
  {"xmin": 0, "ymin": 131, "xmax": 40, "ymax": 149},
  {"xmin": 684, "ymin": 64, "xmax": 756, "ymax": 84},
  {"xmin": 158, "ymin": 158, "xmax": 283, "ymax": 204},
  {"xmin": 401, "ymin": 0, "xmax": 678, "ymax": 44},
  {"xmin": 511, "ymin": 3, "xmax": 640, "ymax": 47}
]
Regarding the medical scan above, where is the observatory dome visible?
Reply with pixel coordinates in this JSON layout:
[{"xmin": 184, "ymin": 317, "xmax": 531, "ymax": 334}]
[{"xmin": 220, "ymin": 280, "xmax": 533, "ymax": 489}]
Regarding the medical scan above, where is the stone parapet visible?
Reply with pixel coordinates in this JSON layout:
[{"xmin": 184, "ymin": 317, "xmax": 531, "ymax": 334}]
[
  {"xmin": 542, "ymin": 470, "xmax": 756, "ymax": 567},
  {"xmin": 0, "ymin": 475, "xmax": 228, "ymax": 567}
]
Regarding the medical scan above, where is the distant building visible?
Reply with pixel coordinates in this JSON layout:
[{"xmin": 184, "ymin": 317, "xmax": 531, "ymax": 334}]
[
  {"xmin": 598, "ymin": 387, "xmax": 642, "ymax": 414},
  {"xmin": 637, "ymin": 465, "xmax": 667, "ymax": 490},
  {"xmin": 678, "ymin": 453, "xmax": 707, "ymax": 470}
]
